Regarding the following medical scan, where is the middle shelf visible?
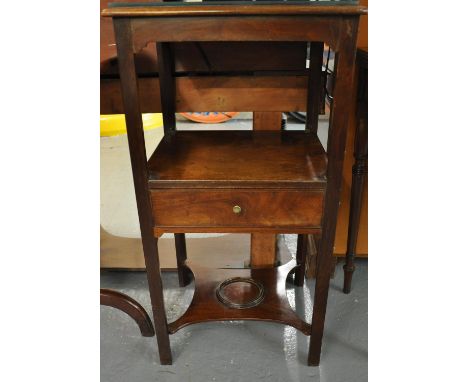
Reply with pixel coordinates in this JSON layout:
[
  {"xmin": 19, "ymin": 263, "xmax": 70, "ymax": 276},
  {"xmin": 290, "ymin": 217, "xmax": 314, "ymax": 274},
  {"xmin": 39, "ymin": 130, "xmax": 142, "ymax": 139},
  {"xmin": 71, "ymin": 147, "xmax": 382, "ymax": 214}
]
[
  {"xmin": 148, "ymin": 130, "xmax": 327, "ymax": 189},
  {"xmin": 147, "ymin": 130, "xmax": 327, "ymax": 235}
]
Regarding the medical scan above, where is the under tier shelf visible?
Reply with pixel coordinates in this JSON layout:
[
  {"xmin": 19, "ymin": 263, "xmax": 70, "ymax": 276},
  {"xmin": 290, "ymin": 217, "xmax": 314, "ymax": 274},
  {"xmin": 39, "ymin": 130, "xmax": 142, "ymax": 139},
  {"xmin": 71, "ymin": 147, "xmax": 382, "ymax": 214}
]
[{"xmin": 168, "ymin": 260, "xmax": 311, "ymax": 335}]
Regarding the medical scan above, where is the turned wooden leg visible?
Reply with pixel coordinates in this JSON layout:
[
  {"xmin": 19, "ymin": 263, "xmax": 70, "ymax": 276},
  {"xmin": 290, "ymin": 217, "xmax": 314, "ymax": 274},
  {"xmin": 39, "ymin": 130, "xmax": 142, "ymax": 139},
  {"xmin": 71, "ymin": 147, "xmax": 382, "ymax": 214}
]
[
  {"xmin": 294, "ymin": 234, "xmax": 307, "ymax": 286},
  {"xmin": 343, "ymin": 161, "xmax": 367, "ymax": 293},
  {"xmin": 101, "ymin": 288, "xmax": 155, "ymax": 337},
  {"xmin": 343, "ymin": 54, "xmax": 368, "ymax": 294},
  {"xmin": 175, "ymin": 233, "xmax": 190, "ymax": 287}
]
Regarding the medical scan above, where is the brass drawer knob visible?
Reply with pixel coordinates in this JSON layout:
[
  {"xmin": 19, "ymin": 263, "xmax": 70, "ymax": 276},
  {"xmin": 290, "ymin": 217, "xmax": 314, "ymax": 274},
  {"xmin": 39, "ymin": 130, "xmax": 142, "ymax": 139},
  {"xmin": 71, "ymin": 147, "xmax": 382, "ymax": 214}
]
[{"xmin": 233, "ymin": 205, "xmax": 242, "ymax": 214}]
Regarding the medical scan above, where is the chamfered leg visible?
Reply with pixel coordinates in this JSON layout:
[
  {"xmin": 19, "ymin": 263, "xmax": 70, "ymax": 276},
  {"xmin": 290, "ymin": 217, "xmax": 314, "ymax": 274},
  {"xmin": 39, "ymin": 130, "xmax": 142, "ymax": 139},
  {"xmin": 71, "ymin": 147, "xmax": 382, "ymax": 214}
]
[
  {"xmin": 294, "ymin": 234, "xmax": 307, "ymax": 286},
  {"xmin": 308, "ymin": 18, "xmax": 359, "ymax": 366},
  {"xmin": 113, "ymin": 18, "xmax": 172, "ymax": 365},
  {"xmin": 295, "ymin": 42, "xmax": 324, "ymax": 287},
  {"xmin": 305, "ymin": 42, "xmax": 325, "ymax": 134},
  {"xmin": 175, "ymin": 233, "xmax": 190, "ymax": 287}
]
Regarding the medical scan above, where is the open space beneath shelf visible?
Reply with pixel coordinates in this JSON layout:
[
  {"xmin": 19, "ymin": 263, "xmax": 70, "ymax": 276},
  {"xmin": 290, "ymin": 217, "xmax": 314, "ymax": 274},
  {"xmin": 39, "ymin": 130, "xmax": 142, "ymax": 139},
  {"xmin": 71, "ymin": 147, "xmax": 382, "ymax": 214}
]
[{"xmin": 148, "ymin": 131, "xmax": 327, "ymax": 189}]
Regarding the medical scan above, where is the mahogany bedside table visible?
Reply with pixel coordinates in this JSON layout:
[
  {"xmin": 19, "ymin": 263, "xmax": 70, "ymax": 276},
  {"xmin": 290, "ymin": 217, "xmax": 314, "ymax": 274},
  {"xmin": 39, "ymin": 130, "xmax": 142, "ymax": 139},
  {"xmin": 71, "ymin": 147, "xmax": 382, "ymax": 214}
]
[{"xmin": 102, "ymin": 0, "xmax": 366, "ymax": 366}]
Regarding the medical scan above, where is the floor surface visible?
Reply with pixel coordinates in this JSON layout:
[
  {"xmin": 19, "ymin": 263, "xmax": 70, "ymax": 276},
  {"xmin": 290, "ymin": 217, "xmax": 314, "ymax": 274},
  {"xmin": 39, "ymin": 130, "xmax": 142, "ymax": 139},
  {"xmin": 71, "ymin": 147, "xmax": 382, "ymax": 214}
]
[{"xmin": 101, "ymin": 259, "xmax": 367, "ymax": 382}]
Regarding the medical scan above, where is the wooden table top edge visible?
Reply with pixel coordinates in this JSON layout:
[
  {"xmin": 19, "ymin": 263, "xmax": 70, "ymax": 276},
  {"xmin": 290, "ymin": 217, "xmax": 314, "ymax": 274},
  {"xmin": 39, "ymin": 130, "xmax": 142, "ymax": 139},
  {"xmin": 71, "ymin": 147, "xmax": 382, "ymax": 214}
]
[
  {"xmin": 101, "ymin": 4, "xmax": 368, "ymax": 18},
  {"xmin": 147, "ymin": 181, "xmax": 327, "ymax": 189}
]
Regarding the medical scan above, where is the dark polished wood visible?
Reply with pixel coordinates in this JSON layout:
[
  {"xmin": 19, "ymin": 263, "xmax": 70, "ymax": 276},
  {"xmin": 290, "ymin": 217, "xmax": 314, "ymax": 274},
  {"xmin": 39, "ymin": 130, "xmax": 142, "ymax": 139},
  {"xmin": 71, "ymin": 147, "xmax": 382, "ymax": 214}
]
[
  {"xmin": 155, "ymin": 226, "xmax": 322, "ymax": 236},
  {"xmin": 102, "ymin": 4, "xmax": 367, "ymax": 18},
  {"xmin": 100, "ymin": 288, "xmax": 155, "ymax": 337},
  {"xmin": 129, "ymin": 16, "xmax": 344, "ymax": 52},
  {"xmin": 304, "ymin": 233, "xmax": 337, "ymax": 279},
  {"xmin": 309, "ymin": 18, "xmax": 359, "ymax": 366},
  {"xmin": 253, "ymin": 111, "xmax": 283, "ymax": 131},
  {"xmin": 250, "ymin": 233, "xmax": 277, "ymax": 268},
  {"xmin": 107, "ymin": 2, "xmax": 364, "ymax": 366},
  {"xmin": 101, "ymin": 75, "xmax": 309, "ymax": 115},
  {"xmin": 100, "ymin": 1, "xmax": 367, "ymax": 272},
  {"xmin": 155, "ymin": 40, "xmax": 191, "ymax": 288},
  {"xmin": 294, "ymin": 234, "xmax": 307, "ymax": 287},
  {"xmin": 251, "ymin": 111, "xmax": 283, "ymax": 269},
  {"xmin": 296, "ymin": 41, "xmax": 325, "ymax": 282},
  {"xmin": 147, "ymin": 131, "xmax": 327, "ymax": 189},
  {"xmin": 172, "ymin": 42, "xmax": 307, "ymax": 73},
  {"xmin": 343, "ymin": 48, "xmax": 368, "ymax": 294},
  {"xmin": 156, "ymin": 42, "xmax": 176, "ymax": 136},
  {"xmin": 151, "ymin": 188, "xmax": 324, "ymax": 231},
  {"xmin": 174, "ymin": 233, "xmax": 190, "ymax": 287},
  {"xmin": 305, "ymin": 42, "xmax": 324, "ymax": 134},
  {"xmin": 168, "ymin": 260, "xmax": 311, "ymax": 335},
  {"xmin": 114, "ymin": 18, "xmax": 172, "ymax": 365},
  {"xmin": 149, "ymin": 131, "xmax": 326, "ymax": 234}
]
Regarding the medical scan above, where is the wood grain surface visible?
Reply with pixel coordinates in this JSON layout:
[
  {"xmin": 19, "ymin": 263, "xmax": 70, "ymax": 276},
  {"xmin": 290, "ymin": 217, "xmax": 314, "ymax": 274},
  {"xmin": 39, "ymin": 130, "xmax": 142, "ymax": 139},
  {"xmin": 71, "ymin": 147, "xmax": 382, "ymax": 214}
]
[
  {"xmin": 147, "ymin": 131, "xmax": 327, "ymax": 188},
  {"xmin": 151, "ymin": 188, "xmax": 324, "ymax": 230},
  {"xmin": 101, "ymin": 75, "xmax": 309, "ymax": 114},
  {"xmin": 168, "ymin": 260, "xmax": 311, "ymax": 335},
  {"xmin": 102, "ymin": 4, "xmax": 367, "ymax": 18}
]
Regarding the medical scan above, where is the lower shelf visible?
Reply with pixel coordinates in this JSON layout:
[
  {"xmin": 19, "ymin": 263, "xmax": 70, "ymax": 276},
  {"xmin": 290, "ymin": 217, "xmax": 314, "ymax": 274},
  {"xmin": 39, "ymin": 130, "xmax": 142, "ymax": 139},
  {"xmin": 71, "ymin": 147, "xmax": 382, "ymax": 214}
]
[{"xmin": 168, "ymin": 260, "xmax": 311, "ymax": 335}]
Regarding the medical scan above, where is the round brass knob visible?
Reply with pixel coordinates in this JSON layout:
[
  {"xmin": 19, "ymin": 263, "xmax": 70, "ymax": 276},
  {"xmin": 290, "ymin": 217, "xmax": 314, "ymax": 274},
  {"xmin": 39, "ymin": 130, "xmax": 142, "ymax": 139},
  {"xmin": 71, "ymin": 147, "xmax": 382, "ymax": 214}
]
[{"xmin": 233, "ymin": 205, "xmax": 242, "ymax": 214}]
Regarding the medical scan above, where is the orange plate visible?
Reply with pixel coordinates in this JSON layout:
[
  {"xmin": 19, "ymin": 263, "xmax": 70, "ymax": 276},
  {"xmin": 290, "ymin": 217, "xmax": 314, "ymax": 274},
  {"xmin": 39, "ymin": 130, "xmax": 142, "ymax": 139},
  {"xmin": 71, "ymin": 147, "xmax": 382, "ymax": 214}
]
[{"xmin": 180, "ymin": 112, "xmax": 238, "ymax": 124}]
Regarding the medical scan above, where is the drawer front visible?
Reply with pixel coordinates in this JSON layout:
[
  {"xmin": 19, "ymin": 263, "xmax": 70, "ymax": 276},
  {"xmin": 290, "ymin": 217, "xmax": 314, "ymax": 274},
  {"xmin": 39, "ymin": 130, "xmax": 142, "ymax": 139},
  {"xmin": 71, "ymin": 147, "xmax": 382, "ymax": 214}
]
[{"xmin": 151, "ymin": 189, "xmax": 323, "ymax": 229}]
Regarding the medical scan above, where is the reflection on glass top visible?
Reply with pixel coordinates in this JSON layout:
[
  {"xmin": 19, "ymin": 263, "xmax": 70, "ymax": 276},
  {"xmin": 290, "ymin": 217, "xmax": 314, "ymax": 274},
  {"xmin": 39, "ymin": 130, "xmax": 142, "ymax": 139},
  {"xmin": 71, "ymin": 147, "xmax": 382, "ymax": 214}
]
[{"xmin": 109, "ymin": 1, "xmax": 359, "ymax": 8}]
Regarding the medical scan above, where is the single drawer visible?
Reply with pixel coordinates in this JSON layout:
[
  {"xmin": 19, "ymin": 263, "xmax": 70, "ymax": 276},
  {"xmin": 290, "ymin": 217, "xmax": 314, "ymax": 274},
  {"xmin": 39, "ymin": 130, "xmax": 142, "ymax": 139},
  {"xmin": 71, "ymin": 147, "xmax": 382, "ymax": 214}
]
[{"xmin": 151, "ymin": 189, "xmax": 323, "ymax": 230}]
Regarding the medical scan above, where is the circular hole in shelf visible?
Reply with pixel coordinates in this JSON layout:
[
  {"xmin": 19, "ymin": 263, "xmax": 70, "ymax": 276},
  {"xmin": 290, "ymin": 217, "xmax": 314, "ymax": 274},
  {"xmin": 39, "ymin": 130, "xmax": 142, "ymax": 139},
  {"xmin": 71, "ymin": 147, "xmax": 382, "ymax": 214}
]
[{"xmin": 216, "ymin": 277, "xmax": 265, "ymax": 309}]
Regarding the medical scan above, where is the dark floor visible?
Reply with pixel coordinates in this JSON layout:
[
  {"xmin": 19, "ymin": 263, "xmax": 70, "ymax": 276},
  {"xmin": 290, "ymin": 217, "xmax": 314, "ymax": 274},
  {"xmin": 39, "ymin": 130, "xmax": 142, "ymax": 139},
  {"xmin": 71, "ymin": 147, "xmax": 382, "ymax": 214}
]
[{"xmin": 101, "ymin": 259, "xmax": 367, "ymax": 382}]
